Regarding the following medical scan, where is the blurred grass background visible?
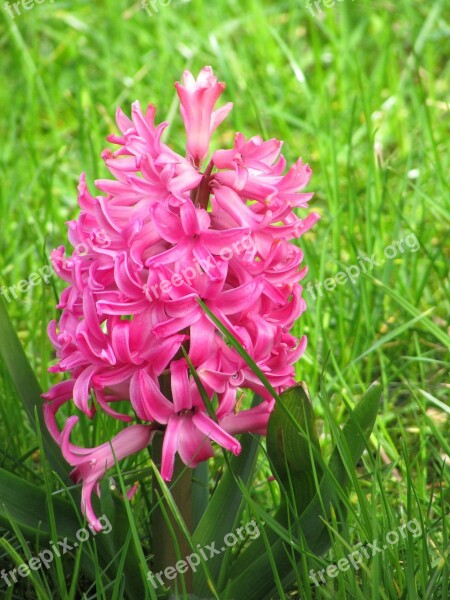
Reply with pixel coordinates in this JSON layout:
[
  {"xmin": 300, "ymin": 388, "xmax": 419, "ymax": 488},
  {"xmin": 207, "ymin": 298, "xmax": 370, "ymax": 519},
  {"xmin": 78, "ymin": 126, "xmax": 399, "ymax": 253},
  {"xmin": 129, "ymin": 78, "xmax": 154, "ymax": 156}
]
[{"xmin": 0, "ymin": 0, "xmax": 449, "ymax": 598}]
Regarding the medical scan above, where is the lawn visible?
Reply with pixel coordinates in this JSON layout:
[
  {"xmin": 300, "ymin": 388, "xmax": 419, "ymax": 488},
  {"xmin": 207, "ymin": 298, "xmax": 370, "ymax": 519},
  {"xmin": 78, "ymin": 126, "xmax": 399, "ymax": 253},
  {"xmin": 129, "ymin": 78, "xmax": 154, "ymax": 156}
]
[{"xmin": 0, "ymin": 0, "xmax": 449, "ymax": 599}]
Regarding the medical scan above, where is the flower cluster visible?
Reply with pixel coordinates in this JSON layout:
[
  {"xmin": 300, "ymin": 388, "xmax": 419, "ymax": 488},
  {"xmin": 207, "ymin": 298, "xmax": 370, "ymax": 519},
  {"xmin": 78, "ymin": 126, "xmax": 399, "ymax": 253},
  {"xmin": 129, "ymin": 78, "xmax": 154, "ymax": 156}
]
[{"xmin": 43, "ymin": 66, "xmax": 319, "ymax": 530}]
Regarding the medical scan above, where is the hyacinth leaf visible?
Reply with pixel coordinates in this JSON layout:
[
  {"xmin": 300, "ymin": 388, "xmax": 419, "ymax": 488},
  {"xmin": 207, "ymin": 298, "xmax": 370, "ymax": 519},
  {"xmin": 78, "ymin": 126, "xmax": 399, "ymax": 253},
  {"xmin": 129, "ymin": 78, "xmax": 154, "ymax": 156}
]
[
  {"xmin": 150, "ymin": 459, "xmax": 221, "ymax": 599},
  {"xmin": 192, "ymin": 462, "xmax": 209, "ymax": 530},
  {"xmin": 196, "ymin": 298, "xmax": 280, "ymax": 401},
  {"xmin": 0, "ymin": 535, "xmax": 50, "ymax": 599},
  {"xmin": 0, "ymin": 467, "xmax": 146, "ymax": 600},
  {"xmin": 0, "ymin": 467, "xmax": 80, "ymax": 539},
  {"xmin": 192, "ymin": 433, "xmax": 260, "ymax": 596},
  {"xmin": 300, "ymin": 381, "xmax": 383, "ymax": 551},
  {"xmin": 222, "ymin": 382, "xmax": 382, "ymax": 600},
  {"xmin": 182, "ymin": 346, "xmax": 218, "ymax": 422},
  {"xmin": 196, "ymin": 299, "xmax": 316, "ymax": 438},
  {"xmin": 266, "ymin": 382, "xmax": 323, "ymax": 517},
  {"xmin": 0, "ymin": 298, "xmax": 67, "ymax": 478},
  {"xmin": 221, "ymin": 383, "xmax": 323, "ymax": 584},
  {"xmin": 98, "ymin": 478, "xmax": 156, "ymax": 600}
]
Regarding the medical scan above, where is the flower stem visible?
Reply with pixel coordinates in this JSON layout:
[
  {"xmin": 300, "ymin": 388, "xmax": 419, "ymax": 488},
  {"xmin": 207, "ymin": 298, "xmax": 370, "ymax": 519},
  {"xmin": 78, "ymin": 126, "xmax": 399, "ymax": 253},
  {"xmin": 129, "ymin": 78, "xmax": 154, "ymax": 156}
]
[
  {"xmin": 152, "ymin": 436, "xmax": 193, "ymax": 591},
  {"xmin": 191, "ymin": 160, "xmax": 214, "ymax": 209},
  {"xmin": 151, "ymin": 373, "xmax": 194, "ymax": 593}
]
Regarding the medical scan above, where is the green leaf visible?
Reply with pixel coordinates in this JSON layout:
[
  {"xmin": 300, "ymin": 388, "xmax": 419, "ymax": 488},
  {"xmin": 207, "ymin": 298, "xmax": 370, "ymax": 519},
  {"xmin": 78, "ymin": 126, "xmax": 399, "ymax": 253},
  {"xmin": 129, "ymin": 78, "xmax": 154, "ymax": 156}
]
[
  {"xmin": 266, "ymin": 382, "xmax": 322, "ymax": 516},
  {"xmin": 364, "ymin": 275, "xmax": 450, "ymax": 350},
  {"xmin": 0, "ymin": 298, "xmax": 68, "ymax": 478},
  {"xmin": 224, "ymin": 383, "xmax": 323, "ymax": 586},
  {"xmin": 0, "ymin": 467, "xmax": 78, "ymax": 539},
  {"xmin": 0, "ymin": 536, "xmax": 50, "ymax": 600},
  {"xmin": 150, "ymin": 457, "xmax": 220, "ymax": 599},
  {"xmin": 300, "ymin": 381, "xmax": 383, "ymax": 552},
  {"xmin": 196, "ymin": 298, "xmax": 280, "ymax": 401},
  {"xmin": 0, "ymin": 467, "xmax": 146, "ymax": 600},
  {"xmin": 192, "ymin": 462, "xmax": 209, "ymax": 530},
  {"xmin": 193, "ymin": 433, "xmax": 260, "ymax": 596},
  {"xmin": 222, "ymin": 382, "xmax": 382, "ymax": 600},
  {"xmin": 182, "ymin": 345, "xmax": 218, "ymax": 422},
  {"xmin": 99, "ymin": 483, "xmax": 155, "ymax": 600}
]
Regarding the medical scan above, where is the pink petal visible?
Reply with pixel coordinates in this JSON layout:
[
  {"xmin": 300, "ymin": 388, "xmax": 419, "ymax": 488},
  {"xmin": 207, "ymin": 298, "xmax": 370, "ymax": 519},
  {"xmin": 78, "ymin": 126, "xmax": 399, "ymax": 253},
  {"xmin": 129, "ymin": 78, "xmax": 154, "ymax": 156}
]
[
  {"xmin": 73, "ymin": 366, "xmax": 96, "ymax": 417},
  {"xmin": 192, "ymin": 411, "xmax": 241, "ymax": 455},
  {"xmin": 220, "ymin": 402, "xmax": 272, "ymax": 435},
  {"xmin": 178, "ymin": 416, "xmax": 214, "ymax": 467},
  {"xmin": 133, "ymin": 370, "xmax": 173, "ymax": 423},
  {"xmin": 188, "ymin": 316, "xmax": 216, "ymax": 364},
  {"xmin": 170, "ymin": 359, "xmax": 192, "ymax": 412},
  {"xmin": 161, "ymin": 416, "xmax": 182, "ymax": 480}
]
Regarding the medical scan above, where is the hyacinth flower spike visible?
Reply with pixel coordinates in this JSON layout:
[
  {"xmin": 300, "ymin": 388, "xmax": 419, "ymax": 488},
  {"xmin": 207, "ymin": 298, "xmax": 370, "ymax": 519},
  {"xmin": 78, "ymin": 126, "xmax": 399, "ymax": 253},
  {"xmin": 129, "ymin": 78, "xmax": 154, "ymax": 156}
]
[{"xmin": 43, "ymin": 66, "xmax": 319, "ymax": 530}]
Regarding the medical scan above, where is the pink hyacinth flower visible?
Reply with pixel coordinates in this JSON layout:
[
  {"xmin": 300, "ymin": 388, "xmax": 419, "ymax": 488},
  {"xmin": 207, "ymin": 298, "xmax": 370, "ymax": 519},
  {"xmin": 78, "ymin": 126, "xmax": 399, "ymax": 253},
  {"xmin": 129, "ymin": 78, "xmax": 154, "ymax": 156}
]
[
  {"xmin": 175, "ymin": 66, "xmax": 233, "ymax": 167},
  {"xmin": 133, "ymin": 359, "xmax": 241, "ymax": 481},
  {"xmin": 43, "ymin": 66, "xmax": 319, "ymax": 530},
  {"xmin": 61, "ymin": 417, "xmax": 156, "ymax": 531}
]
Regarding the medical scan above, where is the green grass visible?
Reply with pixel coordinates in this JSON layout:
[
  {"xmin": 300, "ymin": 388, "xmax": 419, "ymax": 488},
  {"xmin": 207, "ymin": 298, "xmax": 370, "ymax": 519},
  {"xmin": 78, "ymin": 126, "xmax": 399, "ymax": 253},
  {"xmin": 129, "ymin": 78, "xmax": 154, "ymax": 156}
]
[{"xmin": 0, "ymin": 0, "xmax": 449, "ymax": 598}]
